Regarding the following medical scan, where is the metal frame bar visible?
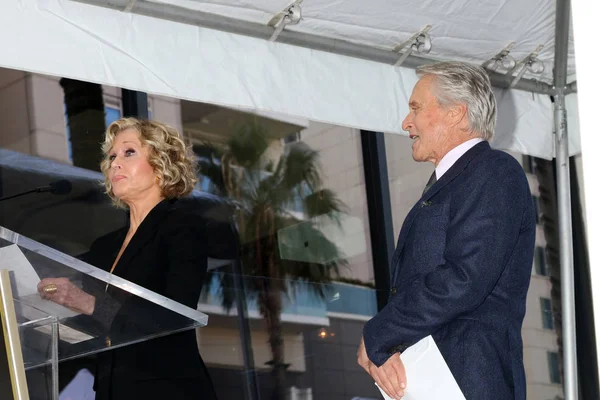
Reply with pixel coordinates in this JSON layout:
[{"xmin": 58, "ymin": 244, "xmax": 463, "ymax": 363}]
[
  {"xmin": 74, "ymin": 0, "xmax": 572, "ymax": 95},
  {"xmin": 360, "ymin": 131, "xmax": 395, "ymax": 311},
  {"xmin": 51, "ymin": 317, "xmax": 59, "ymax": 400},
  {"xmin": 553, "ymin": 0, "xmax": 578, "ymax": 398},
  {"xmin": 229, "ymin": 216, "xmax": 260, "ymax": 400},
  {"xmin": 0, "ymin": 269, "xmax": 30, "ymax": 399}
]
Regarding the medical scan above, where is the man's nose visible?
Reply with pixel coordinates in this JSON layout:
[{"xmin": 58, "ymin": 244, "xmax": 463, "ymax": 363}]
[{"xmin": 402, "ymin": 114, "xmax": 413, "ymax": 132}]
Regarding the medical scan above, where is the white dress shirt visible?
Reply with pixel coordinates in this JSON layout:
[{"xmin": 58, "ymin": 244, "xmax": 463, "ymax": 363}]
[{"xmin": 435, "ymin": 138, "xmax": 484, "ymax": 180}]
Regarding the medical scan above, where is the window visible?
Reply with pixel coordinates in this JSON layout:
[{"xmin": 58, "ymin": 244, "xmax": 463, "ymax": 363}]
[
  {"xmin": 547, "ymin": 351, "xmax": 561, "ymax": 384},
  {"xmin": 540, "ymin": 297, "xmax": 554, "ymax": 330},
  {"xmin": 199, "ymin": 176, "xmax": 212, "ymax": 192},
  {"xmin": 534, "ymin": 246, "xmax": 548, "ymax": 276},
  {"xmin": 283, "ymin": 131, "xmax": 301, "ymax": 144},
  {"xmin": 180, "ymin": 101, "xmax": 374, "ymax": 398},
  {"xmin": 104, "ymin": 106, "xmax": 121, "ymax": 127}
]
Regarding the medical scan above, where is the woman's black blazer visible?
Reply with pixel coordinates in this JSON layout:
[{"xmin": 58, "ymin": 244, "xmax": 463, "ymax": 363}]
[{"xmin": 81, "ymin": 198, "xmax": 218, "ymax": 400}]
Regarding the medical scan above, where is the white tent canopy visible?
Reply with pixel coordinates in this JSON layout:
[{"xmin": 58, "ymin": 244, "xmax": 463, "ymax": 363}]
[{"xmin": 0, "ymin": 0, "xmax": 580, "ymax": 159}]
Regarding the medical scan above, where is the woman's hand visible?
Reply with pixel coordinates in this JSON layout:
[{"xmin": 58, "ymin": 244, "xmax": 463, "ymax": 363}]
[{"xmin": 37, "ymin": 278, "xmax": 96, "ymax": 316}]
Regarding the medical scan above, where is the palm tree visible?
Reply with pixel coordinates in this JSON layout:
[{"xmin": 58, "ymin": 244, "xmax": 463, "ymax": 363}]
[{"xmin": 198, "ymin": 121, "xmax": 348, "ymax": 399}]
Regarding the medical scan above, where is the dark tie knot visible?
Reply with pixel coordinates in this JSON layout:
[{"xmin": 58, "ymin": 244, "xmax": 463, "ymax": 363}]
[{"xmin": 422, "ymin": 171, "xmax": 437, "ymax": 196}]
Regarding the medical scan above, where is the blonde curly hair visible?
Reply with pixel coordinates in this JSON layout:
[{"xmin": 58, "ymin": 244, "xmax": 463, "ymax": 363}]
[{"xmin": 100, "ymin": 118, "xmax": 198, "ymax": 208}]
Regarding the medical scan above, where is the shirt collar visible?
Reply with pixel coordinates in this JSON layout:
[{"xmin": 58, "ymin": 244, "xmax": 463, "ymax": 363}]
[{"xmin": 435, "ymin": 138, "xmax": 484, "ymax": 179}]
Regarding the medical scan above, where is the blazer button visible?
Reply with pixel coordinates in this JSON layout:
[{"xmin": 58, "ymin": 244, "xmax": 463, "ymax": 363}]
[{"xmin": 390, "ymin": 287, "xmax": 397, "ymax": 295}]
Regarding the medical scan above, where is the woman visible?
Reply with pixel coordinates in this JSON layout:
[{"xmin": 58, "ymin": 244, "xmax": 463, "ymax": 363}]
[{"xmin": 37, "ymin": 118, "xmax": 218, "ymax": 400}]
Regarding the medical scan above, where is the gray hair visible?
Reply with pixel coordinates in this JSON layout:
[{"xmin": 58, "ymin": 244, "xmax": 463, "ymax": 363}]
[{"xmin": 416, "ymin": 62, "xmax": 497, "ymax": 141}]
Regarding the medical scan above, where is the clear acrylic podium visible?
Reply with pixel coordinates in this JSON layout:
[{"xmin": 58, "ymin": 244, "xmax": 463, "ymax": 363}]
[{"xmin": 0, "ymin": 226, "xmax": 209, "ymax": 399}]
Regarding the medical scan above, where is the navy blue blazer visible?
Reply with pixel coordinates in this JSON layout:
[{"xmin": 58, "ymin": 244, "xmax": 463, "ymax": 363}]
[{"xmin": 363, "ymin": 142, "xmax": 535, "ymax": 400}]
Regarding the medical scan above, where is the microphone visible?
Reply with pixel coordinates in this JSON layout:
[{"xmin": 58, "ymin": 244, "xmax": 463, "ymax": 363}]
[
  {"xmin": 39, "ymin": 179, "xmax": 73, "ymax": 195},
  {"xmin": 0, "ymin": 179, "xmax": 72, "ymax": 202}
]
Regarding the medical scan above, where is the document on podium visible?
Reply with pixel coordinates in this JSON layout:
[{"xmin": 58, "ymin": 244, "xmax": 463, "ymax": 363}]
[
  {"xmin": 376, "ymin": 335, "xmax": 465, "ymax": 400},
  {"xmin": 0, "ymin": 244, "xmax": 79, "ymax": 319}
]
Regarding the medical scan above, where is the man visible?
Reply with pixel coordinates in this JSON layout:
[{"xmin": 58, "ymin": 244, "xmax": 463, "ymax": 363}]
[{"xmin": 358, "ymin": 62, "xmax": 535, "ymax": 400}]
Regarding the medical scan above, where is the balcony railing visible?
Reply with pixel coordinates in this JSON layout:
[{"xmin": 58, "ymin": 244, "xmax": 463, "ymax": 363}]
[{"xmin": 198, "ymin": 274, "xmax": 377, "ymax": 323}]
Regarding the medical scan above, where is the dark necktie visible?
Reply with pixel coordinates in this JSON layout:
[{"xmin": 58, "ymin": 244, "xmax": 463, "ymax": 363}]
[{"xmin": 422, "ymin": 171, "xmax": 437, "ymax": 196}]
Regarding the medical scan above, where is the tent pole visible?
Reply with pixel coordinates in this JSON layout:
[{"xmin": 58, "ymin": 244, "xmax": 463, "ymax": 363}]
[
  {"xmin": 555, "ymin": 90, "xmax": 578, "ymax": 399},
  {"xmin": 554, "ymin": 0, "xmax": 578, "ymax": 398}
]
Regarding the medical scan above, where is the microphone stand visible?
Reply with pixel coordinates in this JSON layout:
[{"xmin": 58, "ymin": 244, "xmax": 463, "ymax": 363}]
[
  {"xmin": 0, "ymin": 189, "xmax": 39, "ymax": 202},
  {"xmin": 0, "ymin": 184, "xmax": 65, "ymax": 202}
]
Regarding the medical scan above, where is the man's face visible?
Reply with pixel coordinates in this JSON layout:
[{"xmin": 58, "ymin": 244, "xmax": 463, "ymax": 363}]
[{"xmin": 402, "ymin": 75, "xmax": 452, "ymax": 165}]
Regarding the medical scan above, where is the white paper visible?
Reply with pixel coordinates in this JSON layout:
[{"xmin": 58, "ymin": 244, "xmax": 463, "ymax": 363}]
[
  {"xmin": 0, "ymin": 244, "xmax": 41, "ymax": 297},
  {"xmin": 0, "ymin": 244, "xmax": 79, "ymax": 319},
  {"xmin": 34, "ymin": 323, "xmax": 94, "ymax": 344},
  {"xmin": 376, "ymin": 335, "xmax": 466, "ymax": 400}
]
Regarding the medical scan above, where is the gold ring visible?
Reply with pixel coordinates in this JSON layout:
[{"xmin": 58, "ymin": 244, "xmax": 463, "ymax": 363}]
[{"xmin": 43, "ymin": 284, "xmax": 58, "ymax": 294}]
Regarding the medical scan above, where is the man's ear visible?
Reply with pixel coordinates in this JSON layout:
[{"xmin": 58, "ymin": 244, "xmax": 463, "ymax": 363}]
[{"xmin": 446, "ymin": 103, "xmax": 468, "ymax": 128}]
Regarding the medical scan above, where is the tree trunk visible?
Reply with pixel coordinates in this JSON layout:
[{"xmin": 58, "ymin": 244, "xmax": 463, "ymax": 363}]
[
  {"xmin": 260, "ymin": 282, "xmax": 286, "ymax": 400},
  {"xmin": 60, "ymin": 78, "xmax": 106, "ymax": 172}
]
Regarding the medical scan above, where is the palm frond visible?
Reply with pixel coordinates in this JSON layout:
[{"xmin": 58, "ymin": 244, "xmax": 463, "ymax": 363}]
[
  {"xmin": 303, "ymin": 189, "xmax": 347, "ymax": 222},
  {"xmin": 196, "ymin": 142, "xmax": 228, "ymax": 195},
  {"xmin": 281, "ymin": 143, "xmax": 322, "ymax": 192},
  {"xmin": 284, "ymin": 250, "xmax": 347, "ymax": 300},
  {"xmin": 228, "ymin": 121, "xmax": 270, "ymax": 169},
  {"xmin": 278, "ymin": 220, "xmax": 347, "ymax": 272},
  {"xmin": 198, "ymin": 159, "xmax": 226, "ymax": 195},
  {"xmin": 200, "ymin": 268, "xmax": 237, "ymax": 312},
  {"xmin": 254, "ymin": 175, "xmax": 294, "ymax": 212}
]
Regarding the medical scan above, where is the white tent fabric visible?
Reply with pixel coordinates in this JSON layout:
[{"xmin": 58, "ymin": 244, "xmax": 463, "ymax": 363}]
[
  {"xmin": 0, "ymin": 0, "xmax": 579, "ymax": 159},
  {"xmin": 154, "ymin": 0, "xmax": 577, "ymax": 84}
]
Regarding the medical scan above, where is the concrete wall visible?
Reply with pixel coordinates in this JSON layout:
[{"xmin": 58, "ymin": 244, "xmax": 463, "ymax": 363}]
[
  {"xmin": 0, "ymin": 69, "xmax": 31, "ymax": 154},
  {"xmin": 301, "ymin": 123, "xmax": 374, "ymax": 283},
  {"xmin": 197, "ymin": 326, "xmax": 306, "ymax": 372},
  {"xmin": 0, "ymin": 69, "xmax": 69, "ymax": 162},
  {"xmin": 300, "ymin": 317, "xmax": 380, "ymax": 400}
]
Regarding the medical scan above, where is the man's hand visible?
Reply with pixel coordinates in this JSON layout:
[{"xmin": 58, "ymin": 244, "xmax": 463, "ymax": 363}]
[
  {"xmin": 357, "ymin": 336, "xmax": 406, "ymax": 399},
  {"xmin": 369, "ymin": 353, "xmax": 406, "ymax": 399},
  {"xmin": 357, "ymin": 336, "xmax": 372, "ymax": 372}
]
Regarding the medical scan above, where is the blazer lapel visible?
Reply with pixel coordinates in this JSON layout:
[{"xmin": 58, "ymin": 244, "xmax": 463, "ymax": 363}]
[
  {"xmin": 391, "ymin": 141, "xmax": 490, "ymax": 281},
  {"xmin": 390, "ymin": 203, "xmax": 420, "ymax": 280},
  {"xmin": 111, "ymin": 199, "xmax": 172, "ymax": 279}
]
